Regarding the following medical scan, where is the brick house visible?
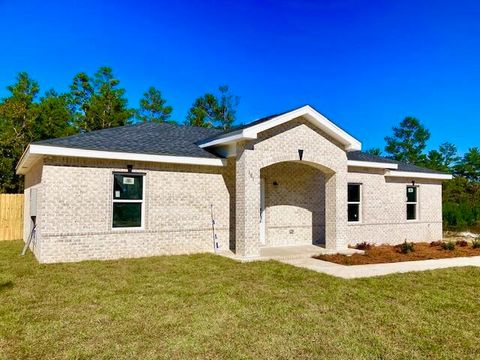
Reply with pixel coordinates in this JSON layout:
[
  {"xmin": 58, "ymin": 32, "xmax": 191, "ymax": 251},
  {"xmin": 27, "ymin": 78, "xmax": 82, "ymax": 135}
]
[{"xmin": 17, "ymin": 105, "xmax": 451, "ymax": 263}]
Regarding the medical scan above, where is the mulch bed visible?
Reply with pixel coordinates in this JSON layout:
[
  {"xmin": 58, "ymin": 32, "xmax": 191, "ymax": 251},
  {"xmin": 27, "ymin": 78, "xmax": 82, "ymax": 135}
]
[{"xmin": 314, "ymin": 242, "xmax": 480, "ymax": 265}]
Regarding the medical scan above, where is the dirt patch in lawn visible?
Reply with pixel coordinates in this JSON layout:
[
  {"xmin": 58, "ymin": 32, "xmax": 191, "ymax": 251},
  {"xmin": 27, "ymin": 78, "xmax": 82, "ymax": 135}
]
[{"xmin": 314, "ymin": 242, "xmax": 480, "ymax": 265}]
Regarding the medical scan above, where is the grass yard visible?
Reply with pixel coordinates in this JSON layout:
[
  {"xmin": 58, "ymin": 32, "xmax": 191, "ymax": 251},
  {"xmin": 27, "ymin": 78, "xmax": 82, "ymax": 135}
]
[{"xmin": 1, "ymin": 241, "xmax": 480, "ymax": 359}]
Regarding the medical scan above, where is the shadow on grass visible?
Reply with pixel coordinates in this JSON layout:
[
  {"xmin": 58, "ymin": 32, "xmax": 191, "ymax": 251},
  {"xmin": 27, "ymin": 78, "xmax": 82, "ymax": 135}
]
[{"xmin": 0, "ymin": 280, "xmax": 14, "ymax": 292}]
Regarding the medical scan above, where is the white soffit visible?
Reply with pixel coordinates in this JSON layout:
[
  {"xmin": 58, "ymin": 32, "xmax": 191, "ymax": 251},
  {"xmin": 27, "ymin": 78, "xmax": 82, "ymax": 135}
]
[
  {"xmin": 384, "ymin": 170, "xmax": 453, "ymax": 180},
  {"xmin": 199, "ymin": 105, "xmax": 362, "ymax": 151},
  {"xmin": 347, "ymin": 160, "xmax": 398, "ymax": 170},
  {"xmin": 16, "ymin": 144, "xmax": 226, "ymax": 174}
]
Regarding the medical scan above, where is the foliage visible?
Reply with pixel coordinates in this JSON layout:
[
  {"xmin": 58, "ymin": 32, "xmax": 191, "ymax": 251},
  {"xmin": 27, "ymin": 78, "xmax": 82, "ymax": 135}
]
[
  {"xmin": 136, "ymin": 86, "xmax": 173, "ymax": 123},
  {"xmin": 397, "ymin": 240, "xmax": 415, "ymax": 254},
  {"xmin": 0, "ymin": 73, "xmax": 75, "ymax": 193},
  {"xmin": 355, "ymin": 242, "xmax": 372, "ymax": 250},
  {"xmin": 472, "ymin": 238, "xmax": 480, "ymax": 249},
  {"xmin": 441, "ymin": 241, "xmax": 456, "ymax": 251},
  {"xmin": 384, "ymin": 116, "xmax": 430, "ymax": 164},
  {"xmin": 454, "ymin": 147, "xmax": 480, "ymax": 182},
  {"xmin": 185, "ymin": 85, "xmax": 239, "ymax": 129},
  {"xmin": 69, "ymin": 67, "xmax": 134, "ymax": 131},
  {"xmin": 423, "ymin": 142, "xmax": 460, "ymax": 172},
  {"xmin": 365, "ymin": 147, "xmax": 382, "ymax": 156}
]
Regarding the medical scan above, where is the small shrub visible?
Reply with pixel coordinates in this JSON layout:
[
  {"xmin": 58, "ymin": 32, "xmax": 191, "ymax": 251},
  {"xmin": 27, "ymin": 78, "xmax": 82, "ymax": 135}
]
[
  {"xmin": 397, "ymin": 240, "xmax": 415, "ymax": 254},
  {"xmin": 355, "ymin": 242, "xmax": 372, "ymax": 250},
  {"xmin": 456, "ymin": 240, "xmax": 468, "ymax": 247},
  {"xmin": 430, "ymin": 240, "xmax": 442, "ymax": 247},
  {"xmin": 441, "ymin": 241, "xmax": 456, "ymax": 251},
  {"xmin": 472, "ymin": 238, "xmax": 480, "ymax": 249}
]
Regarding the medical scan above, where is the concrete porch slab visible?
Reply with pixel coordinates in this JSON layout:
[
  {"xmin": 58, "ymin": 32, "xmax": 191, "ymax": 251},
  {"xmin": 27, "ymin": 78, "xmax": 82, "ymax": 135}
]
[{"xmin": 216, "ymin": 244, "xmax": 362, "ymax": 262}]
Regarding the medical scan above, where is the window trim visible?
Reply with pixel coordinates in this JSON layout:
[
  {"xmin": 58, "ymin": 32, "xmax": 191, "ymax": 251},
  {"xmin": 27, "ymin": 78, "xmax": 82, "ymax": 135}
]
[
  {"xmin": 347, "ymin": 183, "xmax": 362, "ymax": 223},
  {"xmin": 406, "ymin": 185, "xmax": 419, "ymax": 221},
  {"xmin": 112, "ymin": 173, "xmax": 145, "ymax": 230}
]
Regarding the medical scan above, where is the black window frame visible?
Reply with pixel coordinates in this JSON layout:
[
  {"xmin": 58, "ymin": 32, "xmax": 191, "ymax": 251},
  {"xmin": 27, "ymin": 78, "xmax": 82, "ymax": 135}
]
[
  {"xmin": 112, "ymin": 173, "xmax": 145, "ymax": 229},
  {"xmin": 347, "ymin": 183, "xmax": 362, "ymax": 223},
  {"xmin": 406, "ymin": 185, "xmax": 418, "ymax": 221}
]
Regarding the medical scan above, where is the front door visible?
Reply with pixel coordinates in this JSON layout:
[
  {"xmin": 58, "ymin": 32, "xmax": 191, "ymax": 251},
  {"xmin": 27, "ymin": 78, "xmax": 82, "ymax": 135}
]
[{"xmin": 259, "ymin": 178, "xmax": 266, "ymax": 245}]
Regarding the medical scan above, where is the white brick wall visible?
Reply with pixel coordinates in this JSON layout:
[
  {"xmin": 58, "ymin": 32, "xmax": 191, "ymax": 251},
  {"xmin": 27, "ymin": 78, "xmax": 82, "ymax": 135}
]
[
  {"xmin": 30, "ymin": 157, "xmax": 234, "ymax": 263},
  {"xmin": 346, "ymin": 168, "xmax": 443, "ymax": 245},
  {"xmin": 22, "ymin": 116, "xmax": 445, "ymax": 263}
]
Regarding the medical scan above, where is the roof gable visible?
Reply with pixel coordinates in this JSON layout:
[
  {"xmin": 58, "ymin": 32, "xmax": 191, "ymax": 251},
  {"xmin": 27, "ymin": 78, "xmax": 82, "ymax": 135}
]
[{"xmin": 198, "ymin": 105, "xmax": 362, "ymax": 151}]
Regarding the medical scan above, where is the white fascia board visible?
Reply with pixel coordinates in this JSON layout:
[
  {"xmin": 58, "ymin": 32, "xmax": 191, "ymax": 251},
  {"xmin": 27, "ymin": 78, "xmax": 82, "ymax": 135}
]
[
  {"xmin": 385, "ymin": 170, "xmax": 453, "ymax": 180},
  {"xmin": 19, "ymin": 144, "xmax": 226, "ymax": 172},
  {"xmin": 198, "ymin": 131, "xmax": 252, "ymax": 148},
  {"xmin": 199, "ymin": 105, "xmax": 362, "ymax": 151},
  {"xmin": 347, "ymin": 160, "xmax": 398, "ymax": 169}
]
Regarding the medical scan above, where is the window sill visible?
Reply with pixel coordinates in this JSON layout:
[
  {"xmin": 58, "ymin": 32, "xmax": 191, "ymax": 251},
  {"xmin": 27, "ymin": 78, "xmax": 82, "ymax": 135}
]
[{"xmin": 111, "ymin": 227, "xmax": 145, "ymax": 233}]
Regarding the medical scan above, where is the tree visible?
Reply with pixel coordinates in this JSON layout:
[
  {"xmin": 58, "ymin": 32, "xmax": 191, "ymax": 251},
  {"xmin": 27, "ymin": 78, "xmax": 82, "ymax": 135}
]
[
  {"xmin": 70, "ymin": 67, "xmax": 133, "ymax": 132},
  {"xmin": 0, "ymin": 73, "xmax": 40, "ymax": 192},
  {"xmin": 365, "ymin": 147, "xmax": 382, "ymax": 156},
  {"xmin": 136, "ymin": 86, "xmax": 173, "ymax": 123},
  {"xmin": 36, "ymin": 89, "xmax": 76, "ymax": 139},
  {"xmin": 0, "ymin": 73, "xmax": 76, "ymax": 193},
  {"xmin": 423, "ymin": 142, "xmax": 459, "ymax": 172},
  {"xmin": 384, "ymin": 116, "xmax": 430, "ymax": 164},
  {"xmin": 185, "ymin": 85, "xmax": 239, "ymax": 129},
  {"xmin": 455, "ymin": 147, "xmax": 480, "ymax": 182}
]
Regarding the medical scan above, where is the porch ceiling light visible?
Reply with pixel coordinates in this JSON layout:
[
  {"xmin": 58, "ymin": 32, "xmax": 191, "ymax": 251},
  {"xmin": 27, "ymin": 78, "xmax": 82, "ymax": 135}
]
[{"xmin": 298, "ymin": 149, "xmax": 304, "ymax": 161}]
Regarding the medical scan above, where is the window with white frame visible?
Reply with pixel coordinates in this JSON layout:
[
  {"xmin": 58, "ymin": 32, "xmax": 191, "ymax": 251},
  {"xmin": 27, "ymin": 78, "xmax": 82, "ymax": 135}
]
[
  {"xmin": 112, "ymin": 174, "xmax": 144, "ymax": 228},
  {"xmin": 348, "ymin": 183, "xmax": 361, "ymax": 222},
  {"xmin": 406, "ymin": 185, "xmax": 418, "ymax": 220}
]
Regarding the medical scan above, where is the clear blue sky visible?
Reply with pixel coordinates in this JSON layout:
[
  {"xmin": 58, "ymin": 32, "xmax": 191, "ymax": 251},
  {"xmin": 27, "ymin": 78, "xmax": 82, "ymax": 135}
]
[{"xmin": 0, "ymin": 0, "xmax": 478, "ymax": 153}]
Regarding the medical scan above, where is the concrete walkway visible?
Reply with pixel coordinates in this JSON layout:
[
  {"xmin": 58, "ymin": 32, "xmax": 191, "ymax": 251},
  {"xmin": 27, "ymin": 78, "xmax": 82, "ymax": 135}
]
[{"xmin": 279, "ymin": 256, "xmax": 480, "ymax": 279}]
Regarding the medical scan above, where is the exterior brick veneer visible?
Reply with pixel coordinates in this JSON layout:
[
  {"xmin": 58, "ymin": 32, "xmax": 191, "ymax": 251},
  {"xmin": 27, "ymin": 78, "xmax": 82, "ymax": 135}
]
[{"xmin": 22, "ymin": 115, "xmax": 444, "ymax": 263}]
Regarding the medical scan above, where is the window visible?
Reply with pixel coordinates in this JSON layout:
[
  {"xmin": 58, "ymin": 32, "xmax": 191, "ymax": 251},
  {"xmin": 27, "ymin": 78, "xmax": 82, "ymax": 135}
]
[
  {"xmin": 406, "ymin": 186, "xmax": 418, "ymax": 220},
  {"xmin": 348, "ymin": 183, "xmax": 361, "ymax": 222},
  {"xmin": 112, "ymin": 174, "xmax": 144, "ymax": 228}
]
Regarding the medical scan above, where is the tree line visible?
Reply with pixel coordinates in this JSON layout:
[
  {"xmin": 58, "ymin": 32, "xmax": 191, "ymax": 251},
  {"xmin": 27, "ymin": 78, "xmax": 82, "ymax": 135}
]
[
  {"xmin": 0, "ymin": 67, "xmax": 478, "ymax": 231},
  {"xmin": 0, "ymin": 67, "xmax": 239, "ymax": 193},
  {"xmin": 366, "ymin": 117, "xmax": 480, "ymax": 231}
]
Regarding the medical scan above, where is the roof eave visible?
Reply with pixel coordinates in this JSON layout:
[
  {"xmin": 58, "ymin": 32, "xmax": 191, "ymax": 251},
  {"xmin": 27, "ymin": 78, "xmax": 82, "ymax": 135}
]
[
  {"xmin": 384, "ymin": 170, "xmax": 452, "ymax": 180},
  {"xmin": 17, "ymin": 144, "xmax": 226, "ymax": 174}
]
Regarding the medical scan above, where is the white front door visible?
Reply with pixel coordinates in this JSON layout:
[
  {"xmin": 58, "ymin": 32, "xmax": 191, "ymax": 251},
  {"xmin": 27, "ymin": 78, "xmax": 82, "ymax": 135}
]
[{"xmin": 259, "ymin": 178, "xmax": 266, "ymax": 246}]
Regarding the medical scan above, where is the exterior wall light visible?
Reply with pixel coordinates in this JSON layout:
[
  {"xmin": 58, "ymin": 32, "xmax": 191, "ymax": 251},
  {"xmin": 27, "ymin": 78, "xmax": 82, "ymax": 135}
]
[
  {"xmin": 298, "ymin": 149, "xmax": 304, "ymax": 161},
  {"xmin": 127, "ymin": 164, "xmax": 133, "ymax": 173}
]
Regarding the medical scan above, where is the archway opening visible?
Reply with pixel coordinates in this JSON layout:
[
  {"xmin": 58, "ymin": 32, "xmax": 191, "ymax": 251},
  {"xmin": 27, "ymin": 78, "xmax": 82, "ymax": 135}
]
[{"xmin": 259, "ymin": 161, "xmax": 328, "ymax": 248}]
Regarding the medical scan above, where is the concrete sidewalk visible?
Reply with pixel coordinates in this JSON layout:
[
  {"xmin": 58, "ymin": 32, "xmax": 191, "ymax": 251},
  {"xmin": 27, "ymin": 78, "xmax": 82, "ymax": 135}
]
[{"xmin": 279, "ymin": 256, "xmax": 480, "ymax": 279}]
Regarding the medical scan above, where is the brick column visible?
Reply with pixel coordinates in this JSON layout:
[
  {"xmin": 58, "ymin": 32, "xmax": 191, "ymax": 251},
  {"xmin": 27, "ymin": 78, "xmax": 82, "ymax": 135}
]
[
  {"xmin": 235, "ymin": 144, "xmax": 260, "ymax": 258},
  {"xmin": 324, "ymin": 170, "xmax": 348, "ymax": 250}
]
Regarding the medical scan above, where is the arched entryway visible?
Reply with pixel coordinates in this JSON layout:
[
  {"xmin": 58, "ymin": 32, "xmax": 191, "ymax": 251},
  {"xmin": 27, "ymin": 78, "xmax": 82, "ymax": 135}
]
[{"xmin": 259, "ymin": 161, "xmax": 326, "ymax": 247}]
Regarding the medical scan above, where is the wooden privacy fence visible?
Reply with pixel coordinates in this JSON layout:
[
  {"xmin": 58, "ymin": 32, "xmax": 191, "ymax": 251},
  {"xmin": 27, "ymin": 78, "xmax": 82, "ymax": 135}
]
[{"xmin": 0, "ymin": 194, "xmax": 24, "ymax": 240}]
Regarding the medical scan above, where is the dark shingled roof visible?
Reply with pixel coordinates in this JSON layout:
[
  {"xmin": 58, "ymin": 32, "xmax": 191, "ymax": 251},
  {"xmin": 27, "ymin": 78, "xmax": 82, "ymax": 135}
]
[
  {"xmin": 34, "ymin": 122, "xmax": 223, "ymax": 159},
  {"xmin": 347, "ymin": 151, "xmax": 449, "ymax": 174},
  {"xmin": 33, "ymin": 116, "xmax": 448, "ymax": 175}
]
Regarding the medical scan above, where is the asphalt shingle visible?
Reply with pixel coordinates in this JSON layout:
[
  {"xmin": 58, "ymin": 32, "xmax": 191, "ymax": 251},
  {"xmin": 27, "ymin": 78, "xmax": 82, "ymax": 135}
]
[{"xmin": 34, "ymin": 117, "xmax": 448, "ymax": 175}]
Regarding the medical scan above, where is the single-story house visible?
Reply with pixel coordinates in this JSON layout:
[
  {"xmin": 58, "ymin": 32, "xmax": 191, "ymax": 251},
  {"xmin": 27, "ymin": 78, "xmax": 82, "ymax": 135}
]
[{"xmin": 17, "ymin": 105, "xmax": 452, "ymax": 263}]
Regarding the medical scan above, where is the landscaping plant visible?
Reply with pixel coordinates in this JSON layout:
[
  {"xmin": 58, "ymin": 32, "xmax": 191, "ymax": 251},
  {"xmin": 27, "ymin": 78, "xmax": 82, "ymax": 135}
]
[
  {"xmin": 441, "ymin": 241, "xmax": 456, "ymax": 250},
  {"xmin": 472, "ymin": 237, "xmax": 480, "ymax": 249},
  {"xmin": 398, "ymin": 240, "xmax": 415, "ymax": 254},
  {"xmin": 355, "ymin": 242, "xmax": 372, "ymax": 250}
]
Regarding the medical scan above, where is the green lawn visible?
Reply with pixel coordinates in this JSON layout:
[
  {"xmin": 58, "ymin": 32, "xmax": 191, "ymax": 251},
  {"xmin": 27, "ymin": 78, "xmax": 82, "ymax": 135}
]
[{"xmin": 1, "ymin": 241, "xmax": 480, "ymax": 359}]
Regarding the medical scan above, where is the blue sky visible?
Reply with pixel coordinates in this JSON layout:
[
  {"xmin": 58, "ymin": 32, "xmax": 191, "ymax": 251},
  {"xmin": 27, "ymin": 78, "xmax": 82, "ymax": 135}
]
[{"xmin": 0, "ymin": 0, "xmax": 478, "ymax": 153}]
